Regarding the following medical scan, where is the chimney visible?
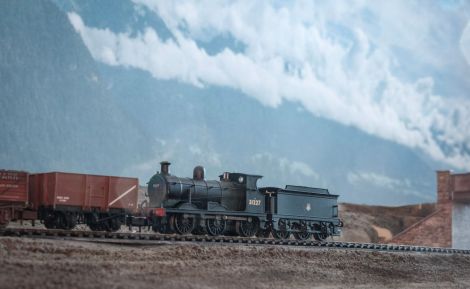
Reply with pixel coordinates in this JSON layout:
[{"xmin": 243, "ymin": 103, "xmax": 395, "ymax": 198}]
[
  {"xmin": 160, "ymin": 161, "xmax": 171, "ymax": 175},
  {"xmin": 436, "ymin": 170, "xmax": 451, "ymax": 207}
]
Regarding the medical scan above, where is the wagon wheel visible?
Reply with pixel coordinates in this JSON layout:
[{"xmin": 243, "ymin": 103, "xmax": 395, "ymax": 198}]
[
  {"xmin": 206, "ymin": 217, "xmax": 226, "ymax": 236},
  {"xmin": 151, "ymin": 217, "xmax": 162, "ymax": 233},
  {"xmin": 44, "ymin": 213, "xmax": 57, "ymax": 229},
  {"xmin": 151, "ymin": 217, "xmax": 160, "ymax": 233},
  {"xmin": 0, "ymin": 210, "xmax": 11, "ymax": 229},
  {"xmin": 88, "ymin": 222, "xmax": 98, "ymax": 231},
  {"xmin": 64, "ymin": 213, "xmax": 77, "ymax": 230},
  {"xmin": 45, "ymin": 212, "xmax": 68, "ymax": 230},
  {"xmin": 107, "ymin": 218, "xmax": 121, "ymax": 232},
  {"xmin": 172, "ymin": 214, "xmax": 195, "ymax": 235},
  {"xmin": 293, "ymin": 231, "xmax": 311, "ymax": 241},
  {"xmin": 236, "ymin": 218, "xmax": 259, "ymax": 237},
  {"xmin": 56, "ymin": 212, "xmax": 69, "ymax": 230},
  {"xmin": 88, "ymin": 222, "xmax": 104, "ymax": 231},
  {"xmin": 273, "ymin": 219, "xmax": 290, "ymax": 240}
]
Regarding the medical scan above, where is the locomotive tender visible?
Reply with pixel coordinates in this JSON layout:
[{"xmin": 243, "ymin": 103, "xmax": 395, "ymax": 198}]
[{"xmin": 146, "ymin": 162, "xmax": 342, "ymax": 240}]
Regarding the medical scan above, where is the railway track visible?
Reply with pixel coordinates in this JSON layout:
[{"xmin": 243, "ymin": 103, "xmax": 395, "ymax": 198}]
[{"xmin": 1, "ymin": 227, "xmax": 469, "ymax": 255}]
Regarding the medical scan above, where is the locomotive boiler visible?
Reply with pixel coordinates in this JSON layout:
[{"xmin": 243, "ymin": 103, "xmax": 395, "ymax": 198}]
[{"xmin": 148, "ymin": 162, "xmax": 260, "ymax": 212}]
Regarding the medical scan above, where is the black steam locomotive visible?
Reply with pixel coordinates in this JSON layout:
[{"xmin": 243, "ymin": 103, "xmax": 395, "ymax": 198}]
[{"xmin": 146, "ymin": 161, "xmax": 342, "ymax": 240}]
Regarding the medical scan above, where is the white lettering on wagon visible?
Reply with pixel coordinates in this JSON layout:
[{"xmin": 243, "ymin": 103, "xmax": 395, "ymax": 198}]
[
  {"xmin": 0, "ymin": 174, "xmax": 19, "ymax": 181},
  {"xmin": 56, "ymin": 196, "xmax": 70, "ymax": 203},
  {"xmin": 0, "ymin": 184, "xmax": 19, "ymax": 188}
]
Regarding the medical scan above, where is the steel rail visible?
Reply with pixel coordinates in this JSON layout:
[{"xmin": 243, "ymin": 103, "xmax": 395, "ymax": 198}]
[{"xmin": 1, "ymin": 227, "xmax": 469, "ymax": 255}]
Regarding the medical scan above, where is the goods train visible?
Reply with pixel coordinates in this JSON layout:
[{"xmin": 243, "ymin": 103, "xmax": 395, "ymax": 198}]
[{"xmin": 0, "ymin": 162, "xmax": 342, "ymax": 240}]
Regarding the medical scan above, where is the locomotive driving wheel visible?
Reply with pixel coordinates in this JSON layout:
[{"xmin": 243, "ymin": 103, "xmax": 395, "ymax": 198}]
[
  {"xmin": 206, "ymin": 217, "xmax": 226, "ymax": 236},
  {"xmin": 236, "ymin": 218, "xmax": 259, "ymax": 237},
  {"xmin": 172, "ymin": 214, "xmax": 195, "ymax": 235},
  {"xmin": 273, "ymin": 219, "xmax": 290, "ymax": 240}
]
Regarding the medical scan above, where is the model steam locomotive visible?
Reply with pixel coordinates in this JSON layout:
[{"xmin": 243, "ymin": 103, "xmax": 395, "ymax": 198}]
[
  {"xmin": 146, "ymin": 162, "xmax": 342, "ymax": 240},
  {"xmin": 0, "ymin": 162, "xmax": 342, "ymax": 241}
]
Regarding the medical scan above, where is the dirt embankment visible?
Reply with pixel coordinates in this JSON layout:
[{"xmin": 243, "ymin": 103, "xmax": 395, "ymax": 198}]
[
  {"xmin": 337, "ymin": 203, "xmax": 436, "ymax": 243},
  {"xmin": 1, "ymin": 237, "xmax": 469, "ymax": 289}
]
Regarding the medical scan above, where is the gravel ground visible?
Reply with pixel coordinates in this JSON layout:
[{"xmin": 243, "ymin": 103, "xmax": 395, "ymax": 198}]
[{"xmin": 1, "ymin": 237, "xmax": 470, "ymax": 289}]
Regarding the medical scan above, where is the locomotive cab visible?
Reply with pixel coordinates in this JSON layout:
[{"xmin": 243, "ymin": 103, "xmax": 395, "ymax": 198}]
[{"xmin": 219, "ymin": 172, "xmax": 264, "ymax": 214}]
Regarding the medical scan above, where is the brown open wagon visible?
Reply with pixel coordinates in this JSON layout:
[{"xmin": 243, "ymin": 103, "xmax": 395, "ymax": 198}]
[
  {"xmin": 29, "ymin": 172, "xmax": 139, "ymax": 231},
  {"xmin": 0, "ymin": 170, "xmax": 35, "ymax": 227}
]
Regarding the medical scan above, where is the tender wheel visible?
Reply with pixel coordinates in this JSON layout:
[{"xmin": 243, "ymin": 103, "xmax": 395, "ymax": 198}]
[
  {"xmin": 313, "ymin": 224, "xmax": 328, "ymax": 241},
  {"xmin": 206, "ymin": 217, "xmax": 226, "ymax": 236},
  {"xmin": 236, "ymin": 218, "xmax": 259, "ymax": 237},
  {"xmin": 313, "ymin": 232, "xmax": 328, "ymax": 241},
  {"xmin": 273, "ymin": 230, "xmax": 290, "ymax": 239},
  {"xmin": 293, "ymin": 231, "xmax": 311, "ymax": 241},
  {"xmin": 172, "ymin": 214, "xmax": 195, "ymax": 235},
  {"xmin": 273, "ymin": 219, "xmax": 290, "ymax": 239}
]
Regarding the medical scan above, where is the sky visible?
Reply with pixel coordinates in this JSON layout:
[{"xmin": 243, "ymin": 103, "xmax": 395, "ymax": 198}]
[{"xmin": 67, "ymin": 0, "xmax": 470, "ymax": 173}]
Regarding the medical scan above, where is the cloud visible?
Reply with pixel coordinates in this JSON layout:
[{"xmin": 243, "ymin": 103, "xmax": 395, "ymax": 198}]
[
  {"xmin": 68, "ymin": 2, "xmax": 470, "ymax": 171},
  {"xmin": 251, "ymin": 153, "xmax": 319, "ymax": 179},
  {"xmin": 347, "ymin": 171, "xmax": 410, "ymax": 191},
  {"xmin": 189, "ymin": 144, "xmax": 221, "ymax": 167},
  {"xmin": 347, "ymin": 171, "xmax": 433, "ymax": 201}
]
